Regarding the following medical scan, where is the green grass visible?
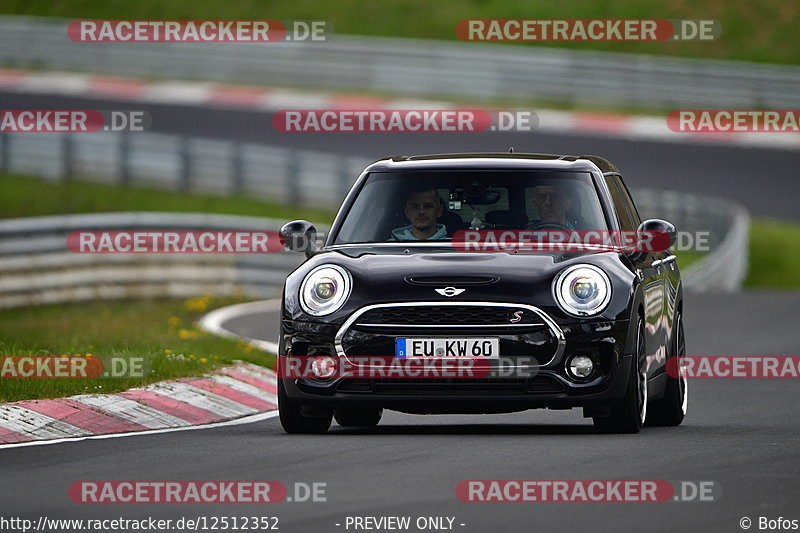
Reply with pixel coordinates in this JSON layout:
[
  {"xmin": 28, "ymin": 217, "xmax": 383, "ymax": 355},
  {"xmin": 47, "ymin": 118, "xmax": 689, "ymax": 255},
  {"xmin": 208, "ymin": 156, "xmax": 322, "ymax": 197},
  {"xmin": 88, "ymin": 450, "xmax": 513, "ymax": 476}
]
[
  {"xmin": 673, "ymin": 250, "xmax": 706, "ymax": 270},
  {"xmin": 1, "ymin": 0, "xmax": 798, "ymax": 65},
  {"xmin": 745, "ymin": 218, "xmax": 800, "ymax": 288},
  {"xmin": 0, "ymin": 174, "xmax": 335, "ymax": 224},
  {"xmin": 0, "ymin": 296, "xmax": 275, "ymax": 402}
]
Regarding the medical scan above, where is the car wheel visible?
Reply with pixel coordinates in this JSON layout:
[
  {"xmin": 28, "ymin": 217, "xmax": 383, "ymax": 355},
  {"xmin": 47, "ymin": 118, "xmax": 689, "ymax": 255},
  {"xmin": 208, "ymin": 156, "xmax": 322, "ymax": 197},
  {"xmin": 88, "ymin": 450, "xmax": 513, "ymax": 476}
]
[
  {"xmin": 334, "ymin": 407, "xmax": 383, "ymax": 427},
  {"xmin": 278, "ymin": 379, "xmax": 332, "ymax": 434},
  {"xmin": 647, "ymin": 310, "xmax": 687, "ymax": 426},
  {"xmin": 593, "ymin": 316, "xmax": 647, "ymax": 434}
]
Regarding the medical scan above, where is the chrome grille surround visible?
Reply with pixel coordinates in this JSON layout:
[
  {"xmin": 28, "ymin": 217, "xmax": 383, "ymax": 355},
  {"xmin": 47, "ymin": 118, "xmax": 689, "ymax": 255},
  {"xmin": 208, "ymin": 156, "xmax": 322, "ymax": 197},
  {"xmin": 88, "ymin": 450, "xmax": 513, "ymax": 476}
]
[{"xmin": 334, "ymin": 301, "xmax": 566, "ymax": 368}]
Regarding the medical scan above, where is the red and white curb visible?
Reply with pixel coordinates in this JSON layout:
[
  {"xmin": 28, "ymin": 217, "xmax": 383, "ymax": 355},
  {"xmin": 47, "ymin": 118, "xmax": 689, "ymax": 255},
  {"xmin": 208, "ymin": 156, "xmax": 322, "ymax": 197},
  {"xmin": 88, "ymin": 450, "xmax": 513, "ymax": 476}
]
[
  {"xmin": 1, "ymin": 68, "xmax": 798, "ymax": 150},
  {"xmin": 0, "ymin": 362, "xmax": 278, "ymax": 448}
]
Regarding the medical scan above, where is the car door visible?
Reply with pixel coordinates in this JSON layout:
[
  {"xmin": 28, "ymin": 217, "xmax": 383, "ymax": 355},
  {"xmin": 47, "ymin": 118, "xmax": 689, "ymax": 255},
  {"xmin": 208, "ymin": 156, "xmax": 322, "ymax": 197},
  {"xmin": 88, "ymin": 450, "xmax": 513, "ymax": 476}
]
[
  {"xmin": 614, "ymin": 175, "xmax": 678, "ymax": 363},
  {"xmin": 603, "ymin": 174, "xmax": 667, "ymax": 377}
]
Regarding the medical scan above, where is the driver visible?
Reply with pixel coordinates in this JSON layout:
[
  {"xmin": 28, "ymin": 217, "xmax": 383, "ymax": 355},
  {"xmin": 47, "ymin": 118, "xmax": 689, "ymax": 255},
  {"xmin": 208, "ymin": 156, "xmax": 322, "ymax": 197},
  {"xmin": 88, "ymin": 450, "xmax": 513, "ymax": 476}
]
[
  {"xmin": 527, "ymin": 183, "xmax": 576, "ymax": 229},
  {"xmin": 390, "ymin": 187, "xmax": 447, "ymax": 240}
]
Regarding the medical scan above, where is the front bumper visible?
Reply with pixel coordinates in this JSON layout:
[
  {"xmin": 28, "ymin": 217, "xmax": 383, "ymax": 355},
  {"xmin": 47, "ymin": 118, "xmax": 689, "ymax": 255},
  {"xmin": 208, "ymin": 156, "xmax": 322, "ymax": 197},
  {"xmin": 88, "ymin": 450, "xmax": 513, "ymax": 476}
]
[
  {"xmin": 281, "ymin": 356, "xmax": 632, "ymax": 414},
  {"xmin": 280, "ymin": 301, "xmax": 632, "ymax": 413}
]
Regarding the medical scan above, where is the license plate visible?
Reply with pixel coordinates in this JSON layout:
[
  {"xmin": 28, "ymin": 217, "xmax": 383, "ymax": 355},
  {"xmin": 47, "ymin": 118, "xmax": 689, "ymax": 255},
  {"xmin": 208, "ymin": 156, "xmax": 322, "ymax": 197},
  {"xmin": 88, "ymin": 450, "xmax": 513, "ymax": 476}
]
[{"xmin": 395, "ymin": 338, "xmax": 499, "ymax": 358}]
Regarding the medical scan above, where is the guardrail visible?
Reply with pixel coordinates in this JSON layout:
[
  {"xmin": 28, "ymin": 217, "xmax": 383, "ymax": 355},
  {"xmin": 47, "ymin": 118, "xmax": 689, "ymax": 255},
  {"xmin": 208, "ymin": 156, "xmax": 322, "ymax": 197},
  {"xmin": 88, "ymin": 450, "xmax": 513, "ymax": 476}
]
[
  {"xmin": 0, "ymin": 212, "xmax": 306, "ymax": 308},
  {"xmin": 0, "ymin": 131, "xmax": 369, "ymax": 209},
  {"xmin": 635, "ymin": 190, "xmax": 750, "ymax": 292},
  {"xmin": 0, "ymin": 16, "xmax": 798, "ymax": 109}
]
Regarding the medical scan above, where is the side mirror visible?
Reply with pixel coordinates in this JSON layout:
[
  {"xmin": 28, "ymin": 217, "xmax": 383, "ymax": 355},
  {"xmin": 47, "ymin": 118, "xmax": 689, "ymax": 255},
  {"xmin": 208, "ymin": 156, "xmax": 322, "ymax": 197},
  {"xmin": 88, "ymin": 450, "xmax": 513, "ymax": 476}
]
[
  {"xmin": 280, "ymin": 220, "xmax": 317, "ymax": 258},
  {"xmin": 636, "ymin": 219, "xmax": 677, "ymax": 255}
]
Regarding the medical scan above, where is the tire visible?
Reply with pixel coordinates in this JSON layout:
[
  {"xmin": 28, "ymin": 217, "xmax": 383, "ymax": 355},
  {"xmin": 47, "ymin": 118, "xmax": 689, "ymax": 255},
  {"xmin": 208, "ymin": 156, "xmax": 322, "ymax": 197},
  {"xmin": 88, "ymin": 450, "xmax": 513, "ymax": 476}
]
[
  {"xmin": 594, "ymin": 316, "xmax": 647, "ymax": 434},
  {"xmin": 647, "ymin": 310, "xmax": 687, "ymax": 426},
  {"xmin": 334, "ymin": 406, "xmax": 383, "ymax": 427},
  {"xmin": 278, "ymin": 379, "xmax": 332, "ymax": 434}
]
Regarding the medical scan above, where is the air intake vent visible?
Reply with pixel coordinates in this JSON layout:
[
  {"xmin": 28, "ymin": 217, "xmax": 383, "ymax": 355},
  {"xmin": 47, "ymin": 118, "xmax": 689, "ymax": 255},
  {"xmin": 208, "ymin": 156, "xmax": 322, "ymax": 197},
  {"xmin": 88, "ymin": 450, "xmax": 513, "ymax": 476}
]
[{"xmin": 405, "ymin": 276, "xmax": 498, "ymax": 286}]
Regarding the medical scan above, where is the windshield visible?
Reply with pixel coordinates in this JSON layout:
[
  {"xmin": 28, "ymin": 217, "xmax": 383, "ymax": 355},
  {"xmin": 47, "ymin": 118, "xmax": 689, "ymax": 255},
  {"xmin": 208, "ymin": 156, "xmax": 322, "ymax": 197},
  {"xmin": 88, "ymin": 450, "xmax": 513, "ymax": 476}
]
[{"xmin": 332, "ymin": 171, "xmax": 608, "ymax": 244}]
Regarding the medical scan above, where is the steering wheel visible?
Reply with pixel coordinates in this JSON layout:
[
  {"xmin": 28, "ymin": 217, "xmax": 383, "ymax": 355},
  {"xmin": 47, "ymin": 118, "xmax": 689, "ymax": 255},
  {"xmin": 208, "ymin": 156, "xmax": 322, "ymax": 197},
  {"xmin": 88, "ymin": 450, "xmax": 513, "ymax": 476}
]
[{"xmin": 528, "ymin": 221, "xmax": 571, "ymax": 231}]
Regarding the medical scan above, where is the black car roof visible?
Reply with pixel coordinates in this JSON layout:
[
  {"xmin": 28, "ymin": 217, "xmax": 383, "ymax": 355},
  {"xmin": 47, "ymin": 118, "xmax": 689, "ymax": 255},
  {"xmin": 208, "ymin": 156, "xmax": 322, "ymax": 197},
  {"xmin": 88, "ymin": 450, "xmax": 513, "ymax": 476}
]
[{"xmin": 364, "ymin": 152, "xmax": 620, "ymax": 173}]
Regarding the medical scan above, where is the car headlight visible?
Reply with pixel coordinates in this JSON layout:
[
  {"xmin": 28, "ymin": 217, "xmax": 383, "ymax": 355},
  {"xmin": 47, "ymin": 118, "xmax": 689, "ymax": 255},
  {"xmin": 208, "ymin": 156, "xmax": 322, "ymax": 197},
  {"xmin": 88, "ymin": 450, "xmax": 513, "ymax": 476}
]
[
  {"xmin": 552, "ymin": 264, "xmax": 612, "ymax": 317},
  {"xmin": 299, "ymin": 265, "xmax": 352, "ymax": 316}
]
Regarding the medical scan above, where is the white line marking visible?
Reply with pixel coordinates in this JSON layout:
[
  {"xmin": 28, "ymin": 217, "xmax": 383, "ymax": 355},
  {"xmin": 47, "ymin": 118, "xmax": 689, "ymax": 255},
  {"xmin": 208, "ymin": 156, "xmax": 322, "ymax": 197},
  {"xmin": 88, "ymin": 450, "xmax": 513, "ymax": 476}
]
[
  {"xmin": 0, "ymin": 405, "xmax": 93, "ymax": 440},
  {"xmin": 0, "ymin": 411, "xmax": 279, "ymax": 450},
  {"xmin": 69, "ymin": 394, "xmax": 192, "ymax": 429},
  {"xmin": 143, "ymin": 82, "xmax": 217, "ymax": 103},
  {"xmin": 261, "ymin": 90, "xmax": 331, "ymax": 110},
  {"xmin": 198, "ymin": 299, "xmax": 281, "ymax": 353},
  {"xmin": 20, "ymin": 72, "xmax": 91, "ymax": 94}
]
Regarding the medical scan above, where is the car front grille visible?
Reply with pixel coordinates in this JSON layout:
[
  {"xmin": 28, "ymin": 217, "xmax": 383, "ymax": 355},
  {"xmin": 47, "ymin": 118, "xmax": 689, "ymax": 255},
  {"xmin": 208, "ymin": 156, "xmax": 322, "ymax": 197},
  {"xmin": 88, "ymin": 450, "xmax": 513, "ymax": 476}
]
[
  {"xmin": 336, "ymin": 302, "xmax": 565, "ymax": 366},
  {"xmin": 356, "ymin": 305, "xmax": 541, "ymax": 326}
]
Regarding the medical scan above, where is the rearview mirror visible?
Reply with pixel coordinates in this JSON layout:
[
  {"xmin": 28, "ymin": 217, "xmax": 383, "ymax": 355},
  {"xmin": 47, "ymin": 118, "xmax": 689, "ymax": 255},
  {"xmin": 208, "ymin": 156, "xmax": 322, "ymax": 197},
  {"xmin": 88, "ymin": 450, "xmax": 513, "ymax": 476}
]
[
  {"xmin": 636, "ymin": 218, "xmax": 677, "ymax": 254},
  {"xmin": 280, "ymin": 220, "xmax": 317, "ymax": 258}
]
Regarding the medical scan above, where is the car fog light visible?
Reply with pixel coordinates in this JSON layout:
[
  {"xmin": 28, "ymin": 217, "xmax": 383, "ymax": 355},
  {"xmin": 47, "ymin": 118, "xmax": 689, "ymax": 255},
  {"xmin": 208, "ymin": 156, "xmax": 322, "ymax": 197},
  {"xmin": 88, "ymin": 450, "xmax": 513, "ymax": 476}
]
[
  {"xmin": 567, "ymin": 355, "xmax": 595, "ymax": 380},
  {"xmin": 311, "ymin": 355, "xmax": 338, "ymax": 379}
]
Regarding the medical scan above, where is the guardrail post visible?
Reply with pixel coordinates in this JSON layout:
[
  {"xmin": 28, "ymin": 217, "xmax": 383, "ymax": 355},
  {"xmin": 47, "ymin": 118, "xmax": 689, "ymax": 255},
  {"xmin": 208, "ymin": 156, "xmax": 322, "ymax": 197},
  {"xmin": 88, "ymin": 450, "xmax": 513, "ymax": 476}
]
[
  {"xmin": 286, "ymin": 149, "xmax": 301, "ymax": 206},
  {"xmin": 118, "ymin": 131, "xmax": 130, "ymax": 185},
  {"xmin": 0, "ymin": 131, "xmax": 8, "ymax": 174},
  {"xmin": 60, "ymin": 133, "xmax": 73, "ymax": 180},
  {"xmin": 230, "ymin": 141, "xmax": 243, "ymax": 195},
  {"xmin": 178, "ymin": 137, "xmax": 191, "ymax": 192}
]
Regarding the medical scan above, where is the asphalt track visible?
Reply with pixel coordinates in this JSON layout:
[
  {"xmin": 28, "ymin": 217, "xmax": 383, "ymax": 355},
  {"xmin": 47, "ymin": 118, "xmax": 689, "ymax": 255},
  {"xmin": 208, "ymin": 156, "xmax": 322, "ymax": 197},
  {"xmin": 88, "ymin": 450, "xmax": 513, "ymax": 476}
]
[
  {"xmin": 1, "ymin": 90, "xmax": 799, "ymax": 220},
  {"xmin": 2, "ymin": 291, "xmax": 800, "ymax": 532}
]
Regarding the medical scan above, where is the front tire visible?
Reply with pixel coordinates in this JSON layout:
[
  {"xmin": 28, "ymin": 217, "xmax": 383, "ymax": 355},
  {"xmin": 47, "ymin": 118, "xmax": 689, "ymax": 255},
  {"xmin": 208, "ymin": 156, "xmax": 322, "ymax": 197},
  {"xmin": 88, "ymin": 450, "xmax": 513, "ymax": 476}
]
[
  {"xmin": 594, "ymin": 317, "xmax": 647, "ymax": 434},
  {"xmin": 278, "ymin": 379, "xmax": 332, "ymax": 434},
  {"xmin": 647, "ymin": 310, "xmax": 687, "ymax": 426}
]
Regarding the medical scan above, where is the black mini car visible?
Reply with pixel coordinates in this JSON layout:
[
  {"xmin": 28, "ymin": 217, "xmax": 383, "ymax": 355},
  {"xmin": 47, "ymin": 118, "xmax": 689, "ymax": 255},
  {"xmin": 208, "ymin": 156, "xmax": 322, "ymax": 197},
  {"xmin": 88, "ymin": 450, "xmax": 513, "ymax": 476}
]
[{"xmin": 278, "ymin": 153, "xmax": 686, "ymax": 434}]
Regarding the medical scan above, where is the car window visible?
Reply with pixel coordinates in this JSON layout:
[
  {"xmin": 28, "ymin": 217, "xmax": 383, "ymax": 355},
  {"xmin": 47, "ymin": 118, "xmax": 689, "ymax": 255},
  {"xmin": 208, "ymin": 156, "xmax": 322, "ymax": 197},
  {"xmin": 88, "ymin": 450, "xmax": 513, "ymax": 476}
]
[
  {"xmin": 612, "ymin": 175, "xmax": 642, "ymax": 228},
  {"xmin": 524, "ymin": 180, "xmax": 606, "ymax": 230},
  {"xmin": 603, "ymin": 175, "xmax": 638, "ymax": 232},
  {"xmin": 333, "ymin": 171, "xmax": 608, "ymax": 243}
]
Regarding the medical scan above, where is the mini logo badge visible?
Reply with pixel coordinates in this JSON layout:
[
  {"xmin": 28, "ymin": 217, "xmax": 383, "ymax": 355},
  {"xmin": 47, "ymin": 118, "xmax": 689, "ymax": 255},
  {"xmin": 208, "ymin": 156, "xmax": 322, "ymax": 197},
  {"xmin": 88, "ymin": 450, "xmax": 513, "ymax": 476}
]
[{"xmin": 435, "ymin": 287, "xmax": 465, "ymax": 297}]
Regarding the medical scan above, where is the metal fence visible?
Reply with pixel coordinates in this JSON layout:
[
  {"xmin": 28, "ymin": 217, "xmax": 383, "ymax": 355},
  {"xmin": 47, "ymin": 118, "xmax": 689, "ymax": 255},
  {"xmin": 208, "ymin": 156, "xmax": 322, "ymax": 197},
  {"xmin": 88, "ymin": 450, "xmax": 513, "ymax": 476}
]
[
  {"xmin": 0, "ymin": 131, "xmax": 369, "ymax": 208},
  {"xmin": 1, "ymin": 16, "xmax": 799, "ymax": 109},
  {"xmin": 635, "ymin": 190, "xmax": 750, "ymax": 292},
  {"xmin": 0, "ymin": 212, "xmax": 307, "ymax": 308}
]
